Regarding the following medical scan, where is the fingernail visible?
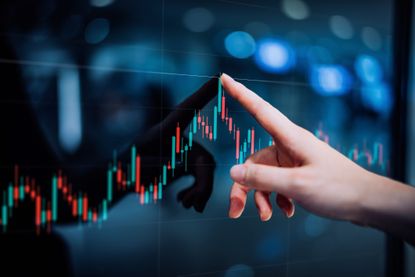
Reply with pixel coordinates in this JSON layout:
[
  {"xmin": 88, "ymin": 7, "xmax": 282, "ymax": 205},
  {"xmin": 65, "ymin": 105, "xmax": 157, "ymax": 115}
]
[
  {"xmin": 277, "ymin": 196, "xmax": 295, "ymax": 218},
  {"xmin": 284, "ymin": 204, "xmax": 294, "ymax": 218},
  {"xmin": 286, "ymin": 203, "xmax": 295, "ymax": 218},
  {"xmin": 221, "ymin": 73, "xmax": 233, "ymax": 82},
  {"xmin": 230, "ymin": 165, "xmax": 245, "ymax": 183},
  {"xmin": 218, "ymin": 72, "xmax": 224, "ymax": 87},
  {"xmin": 229, "ymin": 198, "xmax": 243, "ymax": 218},
  {"xmin": 260, "ymin": 211, "xmax": 272, "ymax": 222}
]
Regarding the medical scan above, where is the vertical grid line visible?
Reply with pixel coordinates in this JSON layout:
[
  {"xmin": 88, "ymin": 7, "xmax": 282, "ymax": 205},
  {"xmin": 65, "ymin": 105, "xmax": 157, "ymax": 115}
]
[{"xmin": 158, "ymin": 0, "xmax": 165, "ymax": 276}]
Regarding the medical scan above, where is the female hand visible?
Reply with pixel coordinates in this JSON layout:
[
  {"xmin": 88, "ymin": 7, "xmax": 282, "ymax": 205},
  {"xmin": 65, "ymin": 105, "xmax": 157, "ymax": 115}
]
[{"xmin": 221, "ymin": 73, "xmax": 415, "ymax": 241}]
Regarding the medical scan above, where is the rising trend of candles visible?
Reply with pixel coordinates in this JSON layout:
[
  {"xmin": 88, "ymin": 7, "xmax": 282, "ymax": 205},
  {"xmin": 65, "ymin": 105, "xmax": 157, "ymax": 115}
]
[{"xmin": 0, "ymin": 78, "xmax": 389, "ymax": 233}]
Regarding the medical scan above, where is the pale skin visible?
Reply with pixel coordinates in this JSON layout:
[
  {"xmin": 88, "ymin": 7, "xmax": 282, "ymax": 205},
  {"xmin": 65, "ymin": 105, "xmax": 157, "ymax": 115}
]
[{"xmin": 221, "ymin": 73, "xmax": 415, "ymax": 246}]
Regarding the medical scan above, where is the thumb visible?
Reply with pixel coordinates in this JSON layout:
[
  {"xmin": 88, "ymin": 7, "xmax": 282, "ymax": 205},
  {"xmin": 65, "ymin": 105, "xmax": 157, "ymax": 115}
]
[{"xmin": 230, "ymin": 163, "xmax": 298, "ymax": 197}]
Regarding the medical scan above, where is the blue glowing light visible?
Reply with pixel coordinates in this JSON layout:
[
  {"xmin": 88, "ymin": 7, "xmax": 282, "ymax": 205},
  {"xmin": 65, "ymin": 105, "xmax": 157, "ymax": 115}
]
[
  {"xmin": 310, "ymin": 64, "xmax": 352, "ymax": 96},
  {"xmin": 361, "ymin": 83, "xmax": 392, "ymax": 115},
  {"xmin": 224, "ymin": 31, "xmax": 256, "ymax": 59},
  {"xmin": 254, "ymin": 39, "xmax": 295, "ymax": 73},
  {"xmin": 354, "ymin": 54, "xmax": 382, "ymax": 84}
]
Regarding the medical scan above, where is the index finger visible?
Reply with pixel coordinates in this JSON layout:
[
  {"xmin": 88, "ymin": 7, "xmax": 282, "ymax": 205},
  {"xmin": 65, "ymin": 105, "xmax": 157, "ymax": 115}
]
[
  {"xmin": 220, "ymin": 73, "xmax": 298, "ymax": 143},
  {"xmin": 161, "ymin": 76, "xmax": 218, "ymax": 134}
]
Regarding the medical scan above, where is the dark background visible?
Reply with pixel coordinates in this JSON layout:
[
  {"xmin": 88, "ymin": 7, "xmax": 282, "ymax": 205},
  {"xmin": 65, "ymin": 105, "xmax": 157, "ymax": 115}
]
[{"xmin": 0, "ymin": 0, "xmax": 399, "ymax": 276}]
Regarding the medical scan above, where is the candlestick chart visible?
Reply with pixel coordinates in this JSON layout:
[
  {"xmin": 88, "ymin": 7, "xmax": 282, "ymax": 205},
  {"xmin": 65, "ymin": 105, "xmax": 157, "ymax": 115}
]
[{"xmin": 0, "ymin": 78, "xmax": 389, "ymax": 233}]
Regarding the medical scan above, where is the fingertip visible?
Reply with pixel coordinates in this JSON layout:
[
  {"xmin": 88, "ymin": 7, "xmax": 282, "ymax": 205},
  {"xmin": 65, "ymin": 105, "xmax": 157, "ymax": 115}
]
[
  {"xmin": 260, "ymin": 211, "xmax": 272, "ymax": 222},
  {"xmin": 276, "ymin": 194, "xmax": 295, "ymax": 218},
  {"xmin": 254, "ymin": 190, "xmax": 273, "ymax": 222},
  {"xmin": 194, "ymin": 203, "xmax": 204, "ymax": 213},
  {"xmin": 286, "ymin": 204, "xmax": 295, "ymax": 218},
  {"xmin": 193, "ymin": 196, "xmax": 206, "ymax": 213},
  {"xmin": 220, "ymin": 73, "xmax": 236, "ymax": 88},
  {"xmin": 220, "ymin": 72, "xmax": 231, "ymax": 81},
  {"xmin": 229, "ymin": 197, "xmax": 244, "ymax": 219}
]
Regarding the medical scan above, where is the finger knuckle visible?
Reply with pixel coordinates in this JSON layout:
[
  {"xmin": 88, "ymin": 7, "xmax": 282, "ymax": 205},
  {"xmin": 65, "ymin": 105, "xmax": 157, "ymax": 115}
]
[
  {"xmin": 245, "ymin": 165, "xmax": 257, "ymax": 183},
  {"xmin": 289, "ymin": 169, "xmax": 306, "ymax": 191},
  {"xmin": 290, "ymin": 168, "xmax": 316, "ymax": 197}
]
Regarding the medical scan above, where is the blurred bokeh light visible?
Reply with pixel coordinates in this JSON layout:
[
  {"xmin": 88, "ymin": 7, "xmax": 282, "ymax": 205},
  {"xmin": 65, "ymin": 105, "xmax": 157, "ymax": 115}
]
[{"xmin": 254, "ymin": 38, "xmax": 295, "ymax": 73}]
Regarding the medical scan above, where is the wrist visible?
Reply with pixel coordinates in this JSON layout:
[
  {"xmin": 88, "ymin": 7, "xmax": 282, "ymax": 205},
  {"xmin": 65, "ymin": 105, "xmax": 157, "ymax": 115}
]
[
  {"xmin": 356, "ymin": 172, "xmax": 413, "ymax": 229},
  {"xmin": 350, "ymin": 169, "xmax": 415, "ymax": 244},
  {"xmin": 353, "ymin": 171, "xmax": 388, "ymax": 227}
]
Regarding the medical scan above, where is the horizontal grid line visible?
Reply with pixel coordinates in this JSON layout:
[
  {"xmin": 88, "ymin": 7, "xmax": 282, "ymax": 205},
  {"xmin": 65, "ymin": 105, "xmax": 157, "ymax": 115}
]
[{"xmin": 0, "ymin": 58, "xmax": 311, "ymax": 87}]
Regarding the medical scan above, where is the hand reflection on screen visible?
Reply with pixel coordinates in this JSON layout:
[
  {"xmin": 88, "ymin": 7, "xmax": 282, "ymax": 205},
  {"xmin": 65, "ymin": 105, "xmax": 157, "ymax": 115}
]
[{"xmin": 123, "ymin": 78, "xmax": 218, "ymax": 212}]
